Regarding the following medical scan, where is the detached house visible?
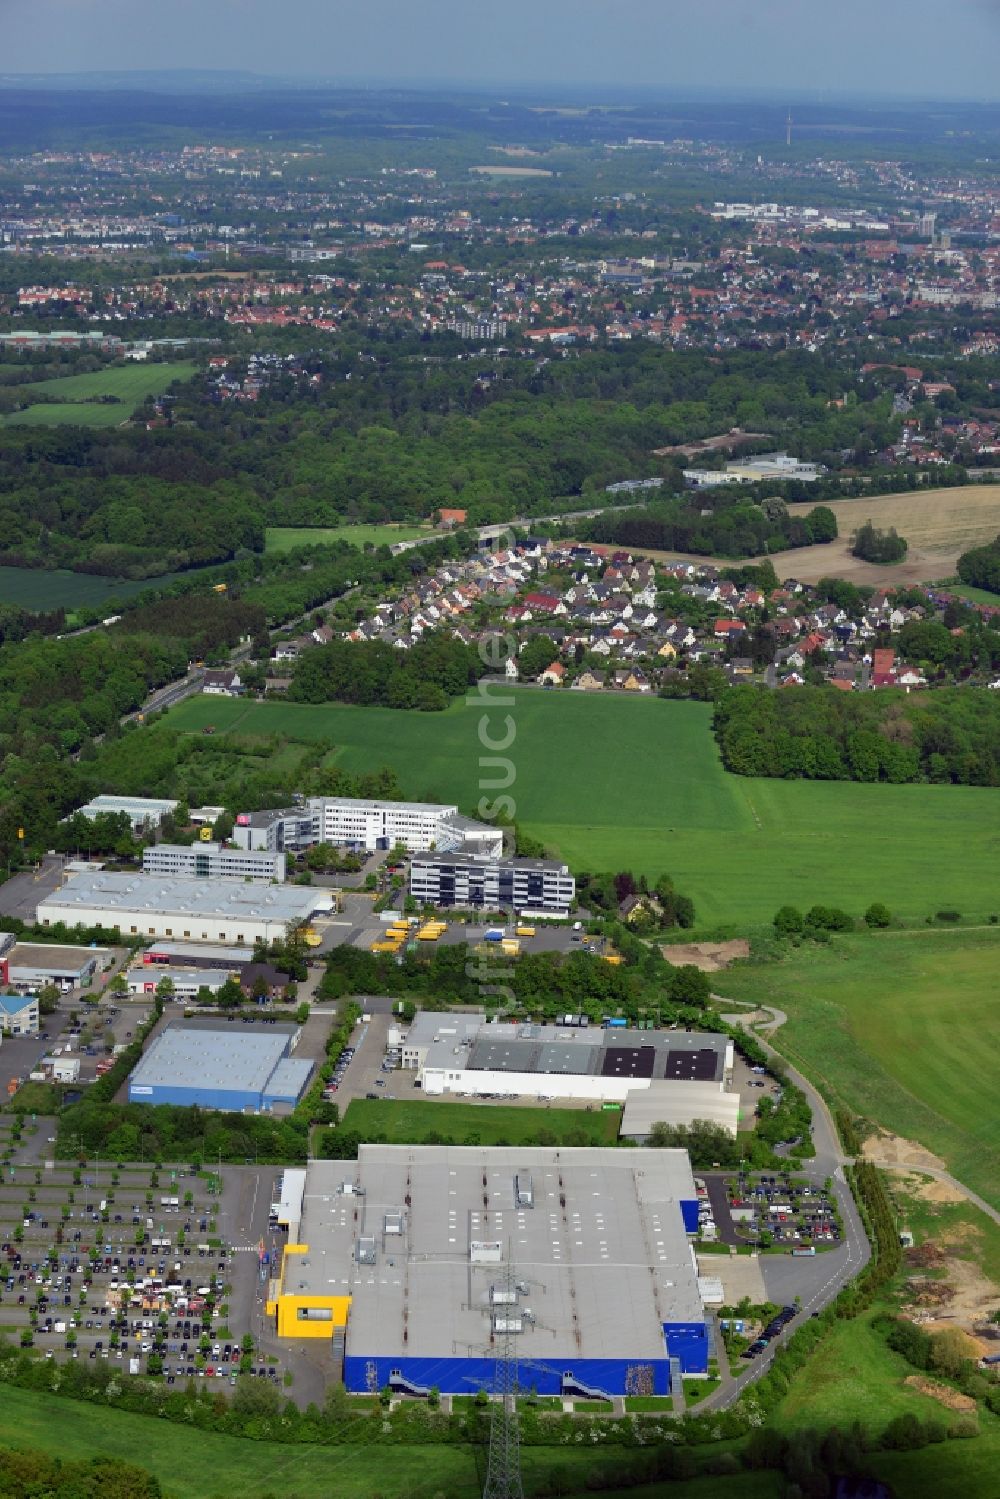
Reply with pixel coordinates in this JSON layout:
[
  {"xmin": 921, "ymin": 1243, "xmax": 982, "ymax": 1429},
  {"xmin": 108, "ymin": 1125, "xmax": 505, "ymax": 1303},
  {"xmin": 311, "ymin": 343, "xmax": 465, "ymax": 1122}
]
[{"xmin": 202, "ymin": 669, "xmax": 243, "ymax": 697}]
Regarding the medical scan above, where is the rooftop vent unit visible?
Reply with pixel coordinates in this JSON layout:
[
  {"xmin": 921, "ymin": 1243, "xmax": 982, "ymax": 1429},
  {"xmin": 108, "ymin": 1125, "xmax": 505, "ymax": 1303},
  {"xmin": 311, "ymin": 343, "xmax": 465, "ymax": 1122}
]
[
  {"xmin": 384, "ymin": 1210, "xmax": 404, "ymax": 1236},
  {"xmin": 492, "ymin": 1315, "xmax": 523, "ymax": 1335},
  {"xmin": 490, "ymin": 1286, "xmax": 518, "ymax": 1305},
  {"xmin": 470, "ymin": 1240, "xmax": 503, "ymax": 1265},
  {"xmin": 356, "ymin": 1235, "xmax": 377, "ymax": 1266},
  {"xmin": 514, "ymin": 1171, "xmax": 534, "ymax": 1209}
]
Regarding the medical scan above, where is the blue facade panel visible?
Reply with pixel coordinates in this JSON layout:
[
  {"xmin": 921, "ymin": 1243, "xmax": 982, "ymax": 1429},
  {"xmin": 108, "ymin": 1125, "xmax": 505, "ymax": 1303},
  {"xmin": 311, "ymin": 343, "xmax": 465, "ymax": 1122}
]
[
  {"xmin": 662, "ymin": 1321, "xmax": 709, "ymax": 1374},
  {"xmin": 128, "ymin": 1083, "xmax": 262, "ymax": 1112},
  {"xmin": 680, "ymin": 1198, "xmax": 700, "ymax": 1234},
  {"xmin": 344, "ymin": 1353, "xmax": 673, "ymax": 1397}
]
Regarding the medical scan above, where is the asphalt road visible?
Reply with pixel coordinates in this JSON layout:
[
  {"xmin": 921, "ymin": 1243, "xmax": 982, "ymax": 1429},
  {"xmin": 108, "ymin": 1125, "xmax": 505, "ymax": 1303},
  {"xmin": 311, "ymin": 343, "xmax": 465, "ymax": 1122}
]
[
  {"xmin": 699, "ymin": 998, "xmax": 872, "ymax": 1411},
  {"xmin": 0, "ymin": 855, "xmax": 68, "ymax": 921}
]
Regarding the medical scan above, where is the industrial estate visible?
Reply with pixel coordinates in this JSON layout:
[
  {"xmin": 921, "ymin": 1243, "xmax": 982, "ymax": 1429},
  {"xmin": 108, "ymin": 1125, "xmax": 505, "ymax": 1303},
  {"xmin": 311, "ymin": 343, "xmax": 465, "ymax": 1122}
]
[{"xmin": 0, "ymin": 58, "xmax": 997, "ymax": 1499}]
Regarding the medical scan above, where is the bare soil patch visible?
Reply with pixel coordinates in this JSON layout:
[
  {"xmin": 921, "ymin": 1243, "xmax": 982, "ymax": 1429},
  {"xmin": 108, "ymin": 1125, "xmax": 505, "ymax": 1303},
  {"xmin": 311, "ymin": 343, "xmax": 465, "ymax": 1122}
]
[
  {"xmin": 471, "ymin": 165, "xmax": 553, "ymax": 177},
  {"xmin": 903, "ymin": 1375, "xmax": 976, "ymax": 1412},
  {"xmin": 661, "ymin": 938, "xmax": 750, "ymax": 972},
  {"xmin": 652, "ymin": 429, "xmax": 770, "ymax": 459},
  {"xmin": 862, "ymin": 1130, "xmax": 949, "ymax": 1174}
]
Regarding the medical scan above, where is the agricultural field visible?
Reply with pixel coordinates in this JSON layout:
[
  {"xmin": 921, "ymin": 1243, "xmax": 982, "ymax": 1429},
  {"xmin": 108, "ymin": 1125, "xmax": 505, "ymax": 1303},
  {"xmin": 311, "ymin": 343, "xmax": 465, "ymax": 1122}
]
[
  {"xmin": 163, "ymin": 693, "xmax": 1000, "ymax": 927},
  {"xmin": 782, "ymin": 483, "xmax": 1000, "ymax": 585},
  {"xmin": 341, "ymin": 1097, "xmax": 620, "ymax": 1146},
  {"xmin": 265, "ymin": 523, "xmax": 430, "ymax": 553},
  {"xmin": 717, "ymin": 928, "xmax": 1000, "ymax": 1211},
  {"xmin": 0, "ymin": 362, "xmax": 197, "ymax": 427}
]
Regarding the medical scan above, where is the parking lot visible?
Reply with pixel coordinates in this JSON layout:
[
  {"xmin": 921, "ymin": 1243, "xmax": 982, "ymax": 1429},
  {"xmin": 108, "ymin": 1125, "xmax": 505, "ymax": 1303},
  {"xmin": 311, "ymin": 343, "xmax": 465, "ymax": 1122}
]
[
  {"xmin": 349, "ymin": 914, "xmax": 585, "ymax": 957},
  {"xmin": 0, "ymin": 1115, "xmax": 313, "ymax": 1395},
  {"xmin": 321, "ymin": 1011, "xmax": 395, "ymax": 1108},
  {"xmin": 0, "ymin": 856, "xmax": 68, "ymax": 923},
  {"xmin": 695, "ymin": 1168, "xmax": 842, "ymax": 1253}
]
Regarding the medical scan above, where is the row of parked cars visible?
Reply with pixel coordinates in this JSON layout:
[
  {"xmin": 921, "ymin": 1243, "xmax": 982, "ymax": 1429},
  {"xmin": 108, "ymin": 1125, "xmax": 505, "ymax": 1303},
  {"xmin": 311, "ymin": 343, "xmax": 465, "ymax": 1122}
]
[
  {"xmin": 741, "ymin": 1304, "xmax": 797, "ymax": 1360},
  {"xmin": 323, "ymin": 1043, "xmax": 356, "ymax": 1099}
]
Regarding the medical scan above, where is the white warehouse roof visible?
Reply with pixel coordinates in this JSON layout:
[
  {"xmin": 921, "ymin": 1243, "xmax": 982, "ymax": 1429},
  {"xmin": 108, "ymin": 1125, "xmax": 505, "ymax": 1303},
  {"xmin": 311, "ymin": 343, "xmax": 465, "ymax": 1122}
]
[
  {"xmin": 37, "ymin": 872, "xmax": 332, "ymax": 924},
  {"xmin": 620, "ymin": 1081, "xmax": 742, "ymax": 1139}
]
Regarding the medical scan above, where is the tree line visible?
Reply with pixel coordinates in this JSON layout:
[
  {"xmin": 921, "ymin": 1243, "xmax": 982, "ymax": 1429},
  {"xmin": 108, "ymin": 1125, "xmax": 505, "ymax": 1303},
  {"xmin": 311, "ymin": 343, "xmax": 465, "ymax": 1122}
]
[
  {"xmin": 290, "ymin": 633, "xmax": 486, "ymax": 711},
  {"xmin": 957, "ymin": 533, "xmax": 1000, "ymax": 595},
  {"xmin": 582, "ymin": 494, "xmax": 838, "ymax": 560},
  {"xmin": 713, "ymin": 684, "xmax": 1000, "ymax": 785}
]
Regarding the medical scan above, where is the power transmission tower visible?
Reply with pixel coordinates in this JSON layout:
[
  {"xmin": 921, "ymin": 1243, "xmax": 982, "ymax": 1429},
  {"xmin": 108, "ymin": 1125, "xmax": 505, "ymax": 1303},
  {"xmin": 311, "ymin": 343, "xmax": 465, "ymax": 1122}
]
[{"xmin": 482, "ymin": 1258, "xmax": 524, "ymax": 1499}]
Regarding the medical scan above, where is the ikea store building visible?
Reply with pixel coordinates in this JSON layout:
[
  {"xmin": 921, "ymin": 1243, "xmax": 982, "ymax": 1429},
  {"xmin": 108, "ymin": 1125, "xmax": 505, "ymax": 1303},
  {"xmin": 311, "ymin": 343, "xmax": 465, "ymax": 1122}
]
[{"xmin": 267, "ymin": 1144, "xmax": 709, "ymax": 1397}]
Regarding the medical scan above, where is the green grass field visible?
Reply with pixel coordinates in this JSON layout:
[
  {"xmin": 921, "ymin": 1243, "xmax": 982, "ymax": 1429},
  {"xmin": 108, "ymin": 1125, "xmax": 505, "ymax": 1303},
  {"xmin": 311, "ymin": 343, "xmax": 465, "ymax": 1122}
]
[
  {"xmin": 0, "ymin": 1385, "xmax": 481, "ymax": 1498},
  {"xmin": 0, "ymin": 1383, "xmax": 769, "ymax": 1499},
  {"xmin": 716, "ymin": 928, "xmax": 1000, "ymax": 1210},
  {"xmin": 163, "ymin": 692, "xmax": 1000, "ymax": 926},
  {"xmin": 265, "ymin": 524, "xmax": 429, "ymax": 553},
  {"xmin": 341, "ymin": 1097, "xmax": 620, "ymax": 1146},
  {"xmin": 0, "ymin": 564, "xmax": 196, "ymax": 612},
  {"xmin": 1, "ymin": 362, "xmax": 196, "ymax": 427},
  {"xmin": 776, "ymin": 1310, "xmax": 948, "ymax": 1433}
]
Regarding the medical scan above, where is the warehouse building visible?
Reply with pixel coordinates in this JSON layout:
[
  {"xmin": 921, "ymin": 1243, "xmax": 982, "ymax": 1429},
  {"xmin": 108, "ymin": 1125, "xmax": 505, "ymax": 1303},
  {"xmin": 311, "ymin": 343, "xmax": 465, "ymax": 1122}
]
[
  {"xmin": 142, "ymin": 842, "xmax": 286, "ymax": 883},
  {"xmin": 232, "ymin": 796, "xmax": 503, "ymax": 858},
  {"xmin": 75, "ymin": 794, "xmax": 178, "ymax": 832},
  {"xmin": 409, "ymin": 853, "xmax": 575, "ymax": 914},
  {"xmin": 128, "ymin": 1022, "xmax": 312, "ymax": 1111},
  {"xmin": 127, "ymin": 960, "xmax": 291, "ymax": 1002},
  {"xmin": 36, "ymin": 872, "xmax": 332, "ymax": 947},
  {"xmin": 399, "ymin": 1016, "xmax": 738, "ymax": 1127},
  {"xmin": 0, "ymin": 935, "xmax": 112, "ymax": 993},
  {"xmin": 267, "ymin": 1145, "xmax": 708, "ymax": 1393},
  {"xmin": 620, "ymin": 1083, "xmax": 742, "ymax": 1141},
  {"xmin": 127, "ymin": 966, "xmax": 228, "ymax": 1000},
  {"xmin": 141, "ymin": 941, "xmax": 255, "ymax": 969}
]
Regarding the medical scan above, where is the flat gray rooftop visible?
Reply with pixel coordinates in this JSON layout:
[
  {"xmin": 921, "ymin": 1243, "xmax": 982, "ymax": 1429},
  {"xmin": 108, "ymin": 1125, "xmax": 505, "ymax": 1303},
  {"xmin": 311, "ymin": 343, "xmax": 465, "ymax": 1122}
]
[
  {"xmin": 293, "ymin": 1146, "xmax": 702, "ymax": 1363},
  {"xmin": 429, "ymin": 1021, "xmax": 730, "ymax": 1083},
  {"xmin": 130, "ymin": 1024, "xmax": 292, "ymax": 1094},
  {"xmin": 40, "ymin": 872, "xmax": 328, "ymax": 923},
  {"xmin": 266, "ymin": 1058, "xmax": 314, "ymax": 1101},
  {"xmin": 146, "ymin": 942, "xmax": 255, "ymax": 965},
  {"xmin": 8, "ymin": 943, "xmax": 106, "ymax": 976}
]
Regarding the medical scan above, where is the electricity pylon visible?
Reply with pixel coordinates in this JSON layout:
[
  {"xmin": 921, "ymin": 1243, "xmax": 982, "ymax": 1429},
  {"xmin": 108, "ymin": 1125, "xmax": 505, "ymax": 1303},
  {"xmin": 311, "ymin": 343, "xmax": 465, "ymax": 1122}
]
[{"xmin": 482, "ymin": 1257, "xmax": 524, "ymax": 1499}]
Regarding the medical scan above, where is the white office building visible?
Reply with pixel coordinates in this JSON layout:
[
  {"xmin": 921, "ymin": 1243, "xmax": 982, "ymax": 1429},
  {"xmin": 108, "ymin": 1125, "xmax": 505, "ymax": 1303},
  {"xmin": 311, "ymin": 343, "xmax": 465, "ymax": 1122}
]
[
  {"xmin": 75, "ymin": 794, "xmax": 178, "ymax": 832},
  {"xmin": 142, "ymin": 842, "xmax": 286, "ymax": 883},
  {"xmin": 683, "ymin": 451, "xmax": 825, "ymax": 488},
  {"xmin": 232, "ymin": 797, "xmax": 503, "ymax": 858},
  {"xmin": 409, "ymin": 853, "xmax": 575, "ymax": 914}
]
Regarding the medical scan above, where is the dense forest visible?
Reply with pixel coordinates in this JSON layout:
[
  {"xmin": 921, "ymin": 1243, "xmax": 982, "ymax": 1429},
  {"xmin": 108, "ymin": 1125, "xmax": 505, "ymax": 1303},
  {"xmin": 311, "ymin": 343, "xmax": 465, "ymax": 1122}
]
[
  {"xmin": 0, "ymin": 345, "xmax": 901, "ymax": 577},
  {"xmin": 956, "ymin": 533, "xmax": 1000, "ymax": 595},
  {"xmin": 713, "ymin": 685, "xmax": 1000, "ymax": 785},
  {"xmin": 583, "ymin": 493, "xmax": 838, "ymax": 558},
  {"xmin": 290, "ymin": 634, "xmax": 486, "ymax": 710}
]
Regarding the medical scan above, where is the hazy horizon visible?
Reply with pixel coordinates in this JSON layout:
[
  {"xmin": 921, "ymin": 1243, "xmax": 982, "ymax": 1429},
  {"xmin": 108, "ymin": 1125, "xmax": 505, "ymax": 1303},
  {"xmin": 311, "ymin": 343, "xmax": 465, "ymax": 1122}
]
[{"xmin": 2, "ymin": 0, "xmax": 1000, "ymax": 102}]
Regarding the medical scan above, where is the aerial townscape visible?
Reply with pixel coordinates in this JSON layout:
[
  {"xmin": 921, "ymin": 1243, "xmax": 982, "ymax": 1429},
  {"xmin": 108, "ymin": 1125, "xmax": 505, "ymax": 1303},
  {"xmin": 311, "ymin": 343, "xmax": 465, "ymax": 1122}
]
[{"xmin": 0, "ymin": 7, "xmax": 999, "ymax": 1499}]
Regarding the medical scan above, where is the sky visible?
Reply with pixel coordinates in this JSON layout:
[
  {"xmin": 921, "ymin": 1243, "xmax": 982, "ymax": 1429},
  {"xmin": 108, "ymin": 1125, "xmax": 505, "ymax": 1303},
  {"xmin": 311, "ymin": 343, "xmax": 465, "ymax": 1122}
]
[{"xmin": 2, "ymin": 0, "xmax": 1000, "ymax": 100}]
